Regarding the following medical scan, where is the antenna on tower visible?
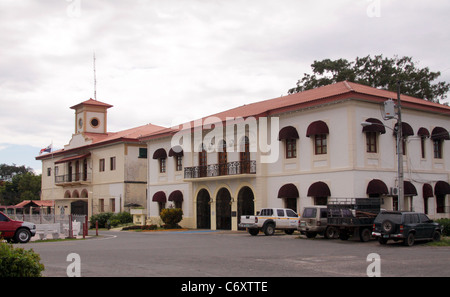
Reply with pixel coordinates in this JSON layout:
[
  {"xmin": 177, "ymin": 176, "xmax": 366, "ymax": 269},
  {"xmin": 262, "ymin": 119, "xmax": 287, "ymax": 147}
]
[{"xmin": 93, "ymin": 51, "xmax": 97, "ymax": 100}]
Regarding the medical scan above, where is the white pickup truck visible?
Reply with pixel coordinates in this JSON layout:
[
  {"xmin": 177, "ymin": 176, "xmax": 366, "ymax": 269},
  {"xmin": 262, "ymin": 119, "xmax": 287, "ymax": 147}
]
[{"xmin": 239, "ymin": 208, "xmax": 299, "ymax": 236}]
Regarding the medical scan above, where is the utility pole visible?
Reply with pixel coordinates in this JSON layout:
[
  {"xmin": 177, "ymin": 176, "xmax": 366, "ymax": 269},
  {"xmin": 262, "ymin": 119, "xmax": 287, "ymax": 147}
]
[{"xmin": 396, "ymin": 81, "xmax": 404, "ymax": 211}]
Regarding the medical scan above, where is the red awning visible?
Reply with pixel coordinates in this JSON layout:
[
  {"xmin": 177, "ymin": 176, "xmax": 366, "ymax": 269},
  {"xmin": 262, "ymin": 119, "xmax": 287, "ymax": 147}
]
[
  {"xmin": 307, "ymin": 181, "xmax": 331, "ymax": 197},
  {"xmin": 306, "ymin": 121, "xmax": 329, "ymax": 137},
  {"xmin": 152, "ymin": 148, "xmax": 167, "ymax": 159},
  {"xmin": 277, "ymin": 183, "xmax": 299, "ymax": 199},
  {"xmin": 168, "ymin": 146, "xmax": 184, "ymax": 157},
  {"xmin": 435, "ymin": 181, "xmax": 450, "ymax": 195},
  {"xmin": 362, "ymin": 118, "xmax": 386, "ymax": 134},
  {"xmin": 366, "ymin": 179, "xmax": 389, "ymax": 196},
  {"xmin": 417, "ymin": 127, "xmax": 430, "ymax": 138},
  {"xmin": 55, "ymin": 153, "xmax": 91, "ymax": 164},
  {"xmin": 404, "ymin": 181, "xmax": 417, "ymax": 196},
  {"xmin": 423, "ymin": 183, "xmax": 433, "ymax": 198},
  {"xmin": 278, "ymin": 126, "xmax": 299, "ymax": 140},
  {"xmin": 431, "ymin": 127, "xmax": 450, "ymax": 141},
  {"xmin": 152, "ymin": 191, "xmax": 166, "ymax": 203},
  {"xmin": 168, "ymin": 190, "xmax": 184, "ymax": 202},
  {"xmin": 393, "ymin": 122, "xmax": 414, "ymax": 137}
]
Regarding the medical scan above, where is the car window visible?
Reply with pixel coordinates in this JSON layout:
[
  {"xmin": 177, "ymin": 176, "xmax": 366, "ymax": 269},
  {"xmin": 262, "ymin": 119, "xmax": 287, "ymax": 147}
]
[
  {"xmin": 320, "ymin": 208, "xmax": 328, "ymax": 218},
  {"xmin": 286, "ymin": 209, "xmax": 298, "ymax": 217},
  {"xmin": 419, "ymin": 213, "xmax": 431, "ymax": 223},
  {"xmin": 260, "ymin": 209, "xmax": 273, "ymax": 216},
  {"xmin": 374, "ymin": 213, "xmax": 402, "ymax": 224},
  {"xmin": 302, "ymin": 208, "xmax": 317, "ymax": 218},
  {"xmin": 277, "ymin": 209, "xmax": 285, "ymax": 217},
  {"xmin": 0, "ymin": 213, "xmax": 9, "ymax": 222}
]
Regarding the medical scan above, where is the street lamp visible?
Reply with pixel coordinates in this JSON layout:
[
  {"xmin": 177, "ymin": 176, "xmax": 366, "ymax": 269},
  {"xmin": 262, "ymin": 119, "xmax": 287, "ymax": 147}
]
[{"xmin": 361, "ymin": 81, "xmax": 404, "ymax": 211}]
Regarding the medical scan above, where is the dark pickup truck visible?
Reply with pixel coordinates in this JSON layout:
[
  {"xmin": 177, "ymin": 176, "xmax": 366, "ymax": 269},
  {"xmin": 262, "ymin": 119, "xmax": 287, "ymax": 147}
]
[{"xmin": 372, "ymin": 211, "xmax": 442, "ymax": 246}]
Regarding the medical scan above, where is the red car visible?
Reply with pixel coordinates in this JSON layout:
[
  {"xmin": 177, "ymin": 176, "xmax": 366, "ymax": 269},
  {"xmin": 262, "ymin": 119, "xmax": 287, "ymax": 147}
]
[{"xmin": 0, "ymin": 211, "xmax": 36, "ymax": 243}]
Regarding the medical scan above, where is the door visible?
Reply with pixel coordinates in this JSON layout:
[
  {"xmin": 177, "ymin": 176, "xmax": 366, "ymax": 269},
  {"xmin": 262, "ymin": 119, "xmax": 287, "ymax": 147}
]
[
  {"xmin": 218, "ymin": 141, "xmax": 227, "ymax": 176},
  {"xmin": 196, "ymin": 189, "xmax": 211, "ymax": 229},
  {"xmin": 199, "ymin": 147, "xmax": 207, "ymax": 177},
  {"xmin": 237, "ymin": 187, "xmax": 254, "ymax": 230},
  {"xmin": 216, "ymin": 188, "xmax": 231, "ymax": 230}
]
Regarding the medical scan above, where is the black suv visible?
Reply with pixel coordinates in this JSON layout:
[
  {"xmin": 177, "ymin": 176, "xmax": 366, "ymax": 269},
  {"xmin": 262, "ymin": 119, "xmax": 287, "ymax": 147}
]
[{"xmin": 372, "ymin": 211, "xmax": 442, "ymax": 246}]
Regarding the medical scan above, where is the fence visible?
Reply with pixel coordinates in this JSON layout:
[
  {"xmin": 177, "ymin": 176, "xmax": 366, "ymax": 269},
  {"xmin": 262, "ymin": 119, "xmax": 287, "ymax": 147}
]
[{"xmin": 8, "ymin": 213, "xmax": 88, "ymax": 238}]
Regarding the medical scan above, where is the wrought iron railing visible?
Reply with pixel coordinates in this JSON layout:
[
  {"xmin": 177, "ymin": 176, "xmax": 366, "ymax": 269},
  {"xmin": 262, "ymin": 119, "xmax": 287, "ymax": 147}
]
[
  {"xmin": 55, "ymin": 173, "xmax": 91, "ymax": 184},
  {"xmin": 184, "ymin": 160, "xmax": 256, "ymax": 179}
]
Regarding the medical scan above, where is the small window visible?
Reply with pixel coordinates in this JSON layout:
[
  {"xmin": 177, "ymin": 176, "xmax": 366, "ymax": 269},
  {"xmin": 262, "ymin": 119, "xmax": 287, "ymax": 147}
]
[
  {"xmin": 99, "ymin": 159, "xmax": 105, "ymax": 172},
  {"xmin": 139, "ymin": 148, "xmax": 148, "ymax": 158},
  {"xmin": 110, "ymin": 157, "xmax": 116, "ymax": 171},
  {"xmin": 159, "ymin": 158, "xmax": 166, "ymax": 173},
  {"xmin": 314, "ymin": 134, "xmax": 327, "ymax": 155},
  {"xmin": 175, "ymin": 155, "xmax": 183, "ymax": 171},
  {"xmin": 277, "ymin": 209, "xmax": 285, "ymax": 217},
  {"xmin": 433, "ymin": 139, "xmax": 443, "ymax": 159},
  {"xmin": 285, "ymin": 139, "xmax": 297, "ymax": 158},
  {"xmin": 47, "ymin": 167, "xmax": 52, "ymax": 176},
  {"xmin": 366, "ymin": 132, "xmax": 377, "ymax": 153}
]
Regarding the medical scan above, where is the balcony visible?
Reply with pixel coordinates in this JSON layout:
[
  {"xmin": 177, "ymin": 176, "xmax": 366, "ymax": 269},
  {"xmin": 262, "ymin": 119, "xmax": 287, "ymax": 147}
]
[
  {"xmin": 55, "ymin": 173, "xmax": 91, "ymax": 186},
  {"xmin": 184, "ymin": 160, "xmax": 256, "ymax": 180}
]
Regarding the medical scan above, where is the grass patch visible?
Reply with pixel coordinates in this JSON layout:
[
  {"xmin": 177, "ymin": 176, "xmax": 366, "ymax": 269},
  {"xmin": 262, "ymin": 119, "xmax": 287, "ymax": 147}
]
[{"xmin": 425, "ymin": 236, "xmax": 450, "ymax": 246}]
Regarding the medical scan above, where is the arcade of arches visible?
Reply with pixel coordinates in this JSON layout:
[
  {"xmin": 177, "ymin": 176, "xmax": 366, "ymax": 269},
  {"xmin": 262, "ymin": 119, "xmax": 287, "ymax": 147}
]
[{"xmin": 196, "ymin": 186, "xmax": 254, "ymax": 230}]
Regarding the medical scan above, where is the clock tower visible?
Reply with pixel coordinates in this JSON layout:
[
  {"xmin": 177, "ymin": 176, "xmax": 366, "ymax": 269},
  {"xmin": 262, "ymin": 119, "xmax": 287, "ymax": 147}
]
[{"xmin": 70, "ymin": 98, "xmax": 113, "ymax": 134}]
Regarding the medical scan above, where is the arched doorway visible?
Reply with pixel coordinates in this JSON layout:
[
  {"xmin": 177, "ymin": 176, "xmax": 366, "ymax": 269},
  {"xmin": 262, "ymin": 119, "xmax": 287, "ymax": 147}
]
[
  {"xmin": 196, "ymin": 189, "xmax": 211, "ymax": 229},
  {"xmin": 216, "ymin": 188, "xmax": 231, "ymax": 230},
  {"xmin": 71, "ymin": 200, "xmax": 87, "ymax": 215},
  {"xmin": 237, "ymin": 186, "xmax": 254, "ymax": 230}
]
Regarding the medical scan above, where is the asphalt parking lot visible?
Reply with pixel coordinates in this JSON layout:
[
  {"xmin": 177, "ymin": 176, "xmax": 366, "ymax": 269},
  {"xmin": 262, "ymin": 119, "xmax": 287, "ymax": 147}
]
[{"xmin": 23, "ymin": 229, "xmax": 450, "ymax": 278}]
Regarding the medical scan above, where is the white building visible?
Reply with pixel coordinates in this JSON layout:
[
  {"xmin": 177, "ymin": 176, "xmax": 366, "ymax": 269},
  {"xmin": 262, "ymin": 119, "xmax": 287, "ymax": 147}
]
[{"xmin": 140, "ymin": 81, "xmax": 450, "ymax": 230}]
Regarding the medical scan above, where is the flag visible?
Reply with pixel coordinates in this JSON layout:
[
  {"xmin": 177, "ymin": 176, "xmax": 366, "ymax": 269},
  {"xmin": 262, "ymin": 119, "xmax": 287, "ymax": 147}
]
[{"xmin": 39, "ymin": 144, "xmax": 52, "ymax": 155}]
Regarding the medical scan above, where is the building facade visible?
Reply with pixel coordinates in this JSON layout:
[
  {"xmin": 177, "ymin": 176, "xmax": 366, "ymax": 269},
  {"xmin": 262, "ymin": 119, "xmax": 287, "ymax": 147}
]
[
  {"xmin": 36, "ymin": 99, "xmax": 164, "ymax": 217},
  {"xmin": 140, "ymin": 81, "xmax": 450, "ymax": 230}
]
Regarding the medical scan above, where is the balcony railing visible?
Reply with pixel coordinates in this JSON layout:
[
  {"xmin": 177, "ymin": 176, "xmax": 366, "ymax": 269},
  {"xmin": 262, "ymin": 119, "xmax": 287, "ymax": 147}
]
[
  {"xmin": 184, "ymin": 160, "xmax": 256, "ymax": 179},
  {"xmin": 55, "ymin": 173, "xmax": 91, "ymax": 184}
]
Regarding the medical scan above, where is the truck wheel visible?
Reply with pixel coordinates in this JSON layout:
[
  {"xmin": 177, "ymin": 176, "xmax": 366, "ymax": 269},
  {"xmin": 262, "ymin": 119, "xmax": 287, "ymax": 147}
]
[
  {"xmin": 324, "ymin": 227, "xmax": 336, "ymax": 239},
  {"xmin": 403, "ymin": 232, "xmax": 415, "ymax": 246},
  {"xmin": 432, "ymin": 231, "xmax": 441, "ymax": 242},
  {"xmin": 248, "ymin": 228, "xmax": 259, "ymax": 236},
  {"xmin": 15, "ymin": 228, "xmax": 31, "ymax": 244},
  {"xmin": 359, "ymin": 228, "xmax": 371, "ymax": 242},
  {"xmin": 263, "ymin": 223, "xmax": 275, "ymax": 236}
]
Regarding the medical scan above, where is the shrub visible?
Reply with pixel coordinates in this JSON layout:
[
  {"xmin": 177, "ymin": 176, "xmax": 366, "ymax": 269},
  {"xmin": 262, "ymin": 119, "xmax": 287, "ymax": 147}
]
[
  {"xmin": 90, "ymin": 212, "xmax": 133, "ymax": 228},
  {"xmin": 160, "ymin": 208, "xmax": 183, "ymax": 229},
  {"xmin": 0, "ymin": 242, "xmax": 45, "ymax": 277},
  {"xmin": 436, "ymin": 218, "xmax": 450, "ymax": 236}
]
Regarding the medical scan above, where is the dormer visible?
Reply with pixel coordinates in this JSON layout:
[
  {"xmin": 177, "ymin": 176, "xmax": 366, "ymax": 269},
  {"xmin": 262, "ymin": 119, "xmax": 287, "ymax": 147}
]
[{"xmin": 70, "ymin": 98, "xmax": 113, "ymax": 134}]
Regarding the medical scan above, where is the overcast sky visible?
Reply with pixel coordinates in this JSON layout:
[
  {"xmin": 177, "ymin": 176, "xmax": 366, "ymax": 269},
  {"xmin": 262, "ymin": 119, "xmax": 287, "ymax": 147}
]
[{"xmin": 1, "ymin": 0, "xmax": 450, "ymax": 174}]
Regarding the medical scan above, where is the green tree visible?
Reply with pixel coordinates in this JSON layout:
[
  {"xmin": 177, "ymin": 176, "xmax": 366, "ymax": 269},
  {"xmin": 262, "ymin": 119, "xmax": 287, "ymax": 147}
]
[
  {"xmin": 288, "ymin": 55, "xmax": 450, "ymax": 103},
  {"xmin": 0, "ymin": 164, "xmax": 41, "ymax": 205}
]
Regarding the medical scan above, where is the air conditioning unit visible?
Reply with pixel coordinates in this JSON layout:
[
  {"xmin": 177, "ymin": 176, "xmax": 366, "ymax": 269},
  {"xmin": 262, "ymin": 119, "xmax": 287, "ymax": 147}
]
[{"xmin": 390, "ymin": 187, "xmax": 399, "ymax": 196}]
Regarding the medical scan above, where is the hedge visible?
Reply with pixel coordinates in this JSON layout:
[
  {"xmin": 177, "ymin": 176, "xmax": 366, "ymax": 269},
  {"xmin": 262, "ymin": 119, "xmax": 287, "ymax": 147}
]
[
  {"xmin": 0, "ymin": 242, "xmax": 45, "ymax": 277},
  {"xmin": 436, "ymin": 218, "xmax": 450, "ymax": 236},
  {"xmin": 90, "ymin": 212, "xmax": 133, "ymax": 228}
]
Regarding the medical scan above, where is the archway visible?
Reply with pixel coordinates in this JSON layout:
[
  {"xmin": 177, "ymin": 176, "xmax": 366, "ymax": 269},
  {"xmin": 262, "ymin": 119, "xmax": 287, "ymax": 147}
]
[
  {"xmin": 216, "ymin": 188, "xmax": 231, "ymax": 230},
  {"xmin": 196, "ymin": 189, "xmax": 211, "ymax": 229},
  {"xmin": 237, "ymin": 186, "xmax": 254, "ymax": 230}
]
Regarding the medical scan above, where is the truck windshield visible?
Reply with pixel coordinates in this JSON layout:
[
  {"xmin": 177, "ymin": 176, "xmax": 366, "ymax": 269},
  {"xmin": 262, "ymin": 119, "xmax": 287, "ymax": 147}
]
[{"xmin": 302, "ymin": 208, "xmax": 317, "ymax": 218}]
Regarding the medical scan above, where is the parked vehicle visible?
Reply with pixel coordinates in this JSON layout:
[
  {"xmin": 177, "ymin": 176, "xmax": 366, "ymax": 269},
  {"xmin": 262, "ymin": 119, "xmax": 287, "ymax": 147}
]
[
  {"xmin": 0, "ymin": 211, "xmax": 36, "ymax": 243},
  {"xmin": 327, "ymin": 198, "xmax": 381, "ymax": 242},
  {"xmin": 239, "ymin": 208, "xmax": 299, "ymax": 236},
  {"xmin": 298, "ymin": 206, "xmax": 337, "ymax": 239},
  {"xmin": 372, "ymin": 211, "xmax": 442, "ymax": 246}
]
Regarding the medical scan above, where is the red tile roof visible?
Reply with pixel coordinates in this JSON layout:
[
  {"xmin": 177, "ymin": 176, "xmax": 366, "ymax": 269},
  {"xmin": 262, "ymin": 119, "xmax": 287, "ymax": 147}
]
[
  {"xmin": 70, "ymin": 98, "xmax": 113, "ymax": 110},
  {"xmin": 36, "ymin": 123, "xmax": 166, "ymax": 160},
  {"xmin": 139, "ymin": 81, "xmax": 450, "ymax": 141}
]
